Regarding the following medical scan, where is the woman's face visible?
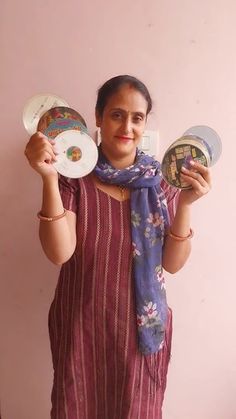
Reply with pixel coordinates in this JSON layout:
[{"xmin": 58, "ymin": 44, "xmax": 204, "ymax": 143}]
[{"xmin": 96, "ymin": 84, "xmax": 148, "ymax": 167}]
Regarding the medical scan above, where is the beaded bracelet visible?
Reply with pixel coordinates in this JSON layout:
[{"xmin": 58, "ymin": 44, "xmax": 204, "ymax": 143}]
[
  {"xmin": 167, "ymin": 228, "xmax": 194, "ymax": 241},
  {"xmin": 37, "ymin": 209, "xmax": 67, "ymax": 222}
]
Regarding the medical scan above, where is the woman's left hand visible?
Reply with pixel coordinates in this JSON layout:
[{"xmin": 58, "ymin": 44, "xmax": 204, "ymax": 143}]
[{"xmin": 178, "ymin": 160, "xmax": 212, "ymax": 205}]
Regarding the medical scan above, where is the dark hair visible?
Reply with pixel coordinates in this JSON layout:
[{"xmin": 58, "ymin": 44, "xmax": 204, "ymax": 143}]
[{"xmin": 95, "ymin": 75, "xmax": 152, "ymax": 117}]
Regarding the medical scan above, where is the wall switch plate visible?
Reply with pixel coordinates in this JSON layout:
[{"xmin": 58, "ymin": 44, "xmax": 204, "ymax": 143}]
[{"xmin": 139, "ymin": 130, "xmax": 159, "ymax": 157}]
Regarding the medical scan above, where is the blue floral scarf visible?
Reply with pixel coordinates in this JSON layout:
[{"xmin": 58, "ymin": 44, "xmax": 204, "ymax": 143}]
[{"xmin": 94, "ymin": 147, "xmax": 170, "ymax": 355}]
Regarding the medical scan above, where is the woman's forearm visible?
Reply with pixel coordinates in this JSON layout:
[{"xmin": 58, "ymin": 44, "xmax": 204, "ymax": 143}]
[
  {"xmin": 163, "ymin": 161, "xmax": 211, "ymax": 273},
  {"xmin": 162, "ymin": 202, "xmax": 192, "ymax": 273},
  {"xmin": 39, "ymin": 176, "xmax": 76, "ymax": 265}
]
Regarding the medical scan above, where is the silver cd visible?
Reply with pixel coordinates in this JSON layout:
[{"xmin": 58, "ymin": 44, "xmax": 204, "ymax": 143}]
[
  {"xmin": 53, "ymin": 130, "xmax": 98, "ymax": 178},
  {"xmin": 183, "ymin": 125, "xmax": 222, "ymax": 166},
  {"xmin": 23, "ymin": 93, "xmax": 69, "ymax": 135}
]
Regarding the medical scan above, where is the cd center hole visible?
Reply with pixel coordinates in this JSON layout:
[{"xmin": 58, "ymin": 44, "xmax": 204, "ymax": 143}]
[{"xmin": 66, "ymin": 146, "xmax": 82, "ymax": 162}]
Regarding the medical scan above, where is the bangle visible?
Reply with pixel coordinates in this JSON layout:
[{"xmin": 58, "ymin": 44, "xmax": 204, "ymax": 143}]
[
  {"xmin": 37, "ymin": 209, "xmax": 67, "ymax": 222},
  {"xmin": 167, "ymin": 228, "xmax": 194, "ymax": 241}
]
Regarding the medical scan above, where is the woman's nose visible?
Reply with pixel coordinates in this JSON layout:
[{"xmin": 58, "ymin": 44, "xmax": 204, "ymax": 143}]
[{"xmin": 123, "ymin": 117, "xmax": 132, "ymax": 134}]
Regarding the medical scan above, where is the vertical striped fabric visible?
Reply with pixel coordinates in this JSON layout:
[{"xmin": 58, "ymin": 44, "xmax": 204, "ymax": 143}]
[{"xmin": 49, "ymin": 175, "xmax": 178, "ymax": 419}]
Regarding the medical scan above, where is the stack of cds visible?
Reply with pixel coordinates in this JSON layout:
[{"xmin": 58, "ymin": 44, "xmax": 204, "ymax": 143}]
[
  {"xmin": 23, "ymin": 94, "xmax": 98, "ymax": 178},
  {"xmin": 161, "ymin": 125, "xmax": 222, "ymax": 189}
]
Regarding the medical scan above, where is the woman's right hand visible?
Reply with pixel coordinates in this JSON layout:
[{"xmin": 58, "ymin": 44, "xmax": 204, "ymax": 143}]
[{"xmin": 24, "ymin": 132, "xmax": 58, "ymax": 178}]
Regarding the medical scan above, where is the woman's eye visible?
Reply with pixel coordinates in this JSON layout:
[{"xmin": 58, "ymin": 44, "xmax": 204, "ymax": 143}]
[
  {"xmin": 133, "ymin": 116, "xmax": 143, "ymax": 123},
  {"xmin": 111, "ymin": 112, "xmax": 122, "ymax": 119}
]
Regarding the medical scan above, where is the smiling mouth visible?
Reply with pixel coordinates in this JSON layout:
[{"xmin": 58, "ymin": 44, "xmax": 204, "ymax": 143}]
[{"xmin": 115, "ymin": 136, "xmax": 133, "ymax": 141}]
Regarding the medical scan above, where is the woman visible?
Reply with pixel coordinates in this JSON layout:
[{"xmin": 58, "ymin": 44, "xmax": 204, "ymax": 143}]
[{"xmin": 24, "ymin": 75, "xmax": 211, "ymax": 419}]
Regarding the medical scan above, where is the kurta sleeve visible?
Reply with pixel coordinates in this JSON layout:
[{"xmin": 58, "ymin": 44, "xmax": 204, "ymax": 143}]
[{"xmin": 58, "ymin": 175, "xmax": 80, "ymax": 214}]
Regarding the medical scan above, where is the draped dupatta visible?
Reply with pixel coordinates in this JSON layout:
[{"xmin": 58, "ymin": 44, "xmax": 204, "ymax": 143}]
[{"xmin": 94, "ymin": 147, "xmax": 170, "ymax": 354}]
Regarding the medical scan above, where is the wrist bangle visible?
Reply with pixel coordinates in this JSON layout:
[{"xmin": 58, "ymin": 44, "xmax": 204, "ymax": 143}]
[
  {"xmin": 37, "ymin": 209, "xmax": 67, "ymax": 222},
  {"xmin": 167, "ymin": 228, "xmax": 194, "ymax": 241}
]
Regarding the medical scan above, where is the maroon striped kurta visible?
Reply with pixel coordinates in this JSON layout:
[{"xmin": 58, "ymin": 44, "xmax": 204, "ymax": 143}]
[{"xmin": 49, "ymin": 174, "xmax": 178, "ymax": 419}]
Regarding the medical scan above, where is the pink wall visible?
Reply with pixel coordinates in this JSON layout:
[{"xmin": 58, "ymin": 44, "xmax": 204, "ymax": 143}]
[{"xmin": 1, "ymin": 1, "xmax": 236, "ymax": 418}]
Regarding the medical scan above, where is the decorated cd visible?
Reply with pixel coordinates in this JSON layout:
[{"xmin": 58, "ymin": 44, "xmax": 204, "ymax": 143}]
[
  {"xmin": 53, "ymin": 130, "xmax": 98, "ymax": 178},
  {"xmin": 42, "ymin": 118, "xmax": 88, "ymax": 139},
  {"xmin": 161, "ymin": 136, "xmax": 210, "ymax": 189},
  {"xmin": 23, "ymin": 94, "xmax": 69, "ymax": 135},
  {"xmin": 37, "ymin": 106, "xmax": 87, "ymax": 133}
]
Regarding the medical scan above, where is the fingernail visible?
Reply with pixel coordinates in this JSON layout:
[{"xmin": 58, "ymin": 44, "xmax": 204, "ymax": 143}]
[{"xmin": 189, "ymin": 160, "xmax": 195, "ymax": 166}]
